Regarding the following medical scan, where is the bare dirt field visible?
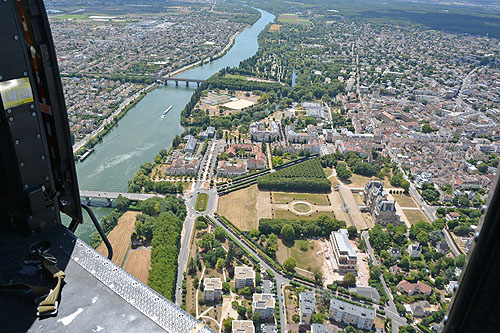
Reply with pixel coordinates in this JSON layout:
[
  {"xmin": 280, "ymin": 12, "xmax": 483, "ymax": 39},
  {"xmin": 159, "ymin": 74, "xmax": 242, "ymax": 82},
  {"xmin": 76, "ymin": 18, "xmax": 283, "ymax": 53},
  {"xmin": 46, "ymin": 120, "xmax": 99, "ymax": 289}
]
[
  {"xmin": 97, "ymin": 211, "xmax": 139, "ymax": 266},
  {"xmin": 403, "ymin": 209, "xmax": 430, "ymax": 224},
  {"xmin": 218, "ymin": 185, "xmax": 258, "ymax": 230},
  {"xmin": 124, "ymin": 248, "xmax": 151, "ymax": 284},
  {"xmin": 269, "ymin": 24, "xmax": 281, "ymax": 32}
]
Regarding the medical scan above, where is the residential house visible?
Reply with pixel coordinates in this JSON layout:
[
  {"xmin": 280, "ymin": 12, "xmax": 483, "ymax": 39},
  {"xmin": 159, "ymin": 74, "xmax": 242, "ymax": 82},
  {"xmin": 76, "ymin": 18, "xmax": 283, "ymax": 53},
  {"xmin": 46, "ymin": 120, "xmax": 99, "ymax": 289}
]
[
  {"xmin": 405, "ymin": 300, "xmax": 435, "ymax": 317},
  {"xmin": 217, "ymin": 160, "xmax": 247, "ymax": 178},
  {"xmin": 408, "ymin": 243, "xmax": 422, "ymax": 258},
  {"xmin": 250, "ymin": 121, "xmax": 279, "ymax": 142},
  {"xmin": 164, "ymin": 156, "xmax": 200, "ymax": 176},
  {"xmin": 235, "ymin": 266, "xmax": 255, "ymax": 289},
  {"xmin": 329, "ymin": 298, "xmax": 375, "ymax": 330},
  {"xmin": 299, "ymin": 292, "xmax": 316, "ymax": 324},
  {"xmin": 397, "ymin": 280, "xmax": 432, "ymax": 296}
]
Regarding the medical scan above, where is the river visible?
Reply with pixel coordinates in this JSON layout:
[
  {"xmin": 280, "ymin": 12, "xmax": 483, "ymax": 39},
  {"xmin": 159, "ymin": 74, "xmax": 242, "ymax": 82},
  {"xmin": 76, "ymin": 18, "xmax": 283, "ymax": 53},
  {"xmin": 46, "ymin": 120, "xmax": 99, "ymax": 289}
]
[{"xmin": 69, "ymin": 8, "xmax": 275, "ymax": 243}]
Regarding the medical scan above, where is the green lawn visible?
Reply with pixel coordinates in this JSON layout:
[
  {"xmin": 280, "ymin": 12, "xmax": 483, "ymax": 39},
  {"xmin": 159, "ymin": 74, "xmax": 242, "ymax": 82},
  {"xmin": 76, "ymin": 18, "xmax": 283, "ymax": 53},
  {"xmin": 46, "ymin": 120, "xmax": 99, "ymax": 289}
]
[
  {"xmin": 278, "ymin": 14, "xmax": 311, "ymax": 25},
  {"xmin": 195, "ymin": 193, "xmax": 209, "ymax": 212},
  {"xmin": 272, "ymin": 192, "xmax": 329, "ymax": 205},
  {"xmin": 276, "ymin": 239, "xmax": 323, "ymax": 273},
  {"xmin": 224, "ymin": 74, "xmax": 248, "ymax": 80},
  {"xmin": 393, "ymin": 193, "xmax": 418, "ymax": 208},
  {"xmin": 293, "ymin": 203, "xmax": 311, "ymax": 213},
  {"xmin": 403, "ymin": 209, "xmax": 430, "ymax": 225},
  {"xmin": 274, "ymin": 210, "xmax": 335, "ymax": 220}
]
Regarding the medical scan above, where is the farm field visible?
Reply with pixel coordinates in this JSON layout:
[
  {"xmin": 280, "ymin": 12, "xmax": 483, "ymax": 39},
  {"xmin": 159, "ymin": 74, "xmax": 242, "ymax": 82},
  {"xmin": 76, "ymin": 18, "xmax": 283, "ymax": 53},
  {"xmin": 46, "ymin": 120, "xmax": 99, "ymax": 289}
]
[
  {"xmin": 218, "ymin": 184, "xmax": 258, "ymax": 230},
  {"xmin": 403, "ymin": 209, "xmax": 430, "ymax": 225},
  {"xmin": 278, "ymin": 13, "xmax": 311, "ymax": 25},
  {"xmin": 276, "ymin": 239, "xmax": 323, "ymax": 273},
  {"xmin": 124, "ymin": 248, "xmax": 151, "ymax": 284},
  {"xmin": 269, "ymin": 23, "xmax": 282, "ymax": 31},
  {"xmin": 272, "ymin": 192, "xmax": 329, "ymax": 205},
  {"xmin": 195, "ymin": 193, "xmax": 209, "ymax": 211},
  {"xmin": 274, "ymin": 210, "xmax": 336, "ymax": 221},
  {"xmin": 97, "ymin": 211, "xmax": 138, "ymax": 266},
  {"xmin": 393, "ymin": 193, "xmax": 418, "ymax": 208}
]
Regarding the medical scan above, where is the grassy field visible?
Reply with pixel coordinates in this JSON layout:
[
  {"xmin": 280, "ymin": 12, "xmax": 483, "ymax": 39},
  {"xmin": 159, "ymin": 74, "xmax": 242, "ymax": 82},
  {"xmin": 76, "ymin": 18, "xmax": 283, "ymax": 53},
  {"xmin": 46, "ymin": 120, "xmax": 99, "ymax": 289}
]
[
  {"xmin": 403, "ymin": 209, "xmax": 430, "ymax": 225},
  {"xmin": 218, "ymin": 185, "xmax": 257, "ymax": 231},
  {"xmin": 393, "ymin": 193, "xmax": 418, "ymax": 208},
  {"xmin": 195, "ymin": 193, "xmax": 209, "ymax": 211},
  {"xmin": 272, "ymin": 192, "xmax": 329, "ymax": 205},
  {"xmin": 274, "ymin": 210, "xmax": 336, "ymax": 221},
  {"xmin": 278, "ymin": 13, "xmax": 312, "ymax": 25},
  {"xmin": 276, "ymin": 239, "xmax": 323, "ymax": 273},
  {"xmin": 97, "ymin": 211, "xmax": 138, "ymax": 266},
  {"xmin": 224, "ymin": 73, "xmax": 247, "ymax": 80},
  {"xmin": 293, "ymin": 203, "xmax": 311, "ymax": 213},
  {"xmin": 124, "ymin": 248, "xmax": 151, "ymax": 284}
]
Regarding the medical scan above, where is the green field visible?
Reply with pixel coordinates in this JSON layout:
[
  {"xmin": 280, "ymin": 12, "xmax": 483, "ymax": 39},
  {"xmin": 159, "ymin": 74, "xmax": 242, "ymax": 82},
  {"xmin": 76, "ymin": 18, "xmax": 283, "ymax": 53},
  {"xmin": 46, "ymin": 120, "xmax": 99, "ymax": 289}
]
[
  {"xmin": 277, "ymin": 239, "xmax": 323, "ymax": 273},
  {"xmin": 195, "ymin": 193, "xmax": 209, "ymax": 212},
  {"xmin": 273, "ymin": 192, "xmax": 329, "ymax": 205},
  {"xmin": 293, "ymin": 203, "xmax": 311, "ymax": 213},
  {"xmin": 224, "ymin": 74, "xmax": 248, "ymax": 80},
  {"xmin": 278, "ymin": 13, "xmax": 312, "ymax": 25}
]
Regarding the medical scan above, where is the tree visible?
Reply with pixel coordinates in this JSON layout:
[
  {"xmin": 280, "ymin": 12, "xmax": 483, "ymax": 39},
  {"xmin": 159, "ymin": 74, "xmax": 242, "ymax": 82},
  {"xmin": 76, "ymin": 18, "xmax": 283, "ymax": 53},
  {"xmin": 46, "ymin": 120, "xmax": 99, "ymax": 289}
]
[
  {"xmin": 199, "ymin": 233, "xmax": 216, "ymax": 251},
  {"xmin": 311, "ymin": 313, "xmax": 325, "ymax": 324},
  {"xmin": 237, "ymin": 305, "xmax": 247, "ymax": 317},
  {"xmin": 242, "ymin": 286, "xmax": 252, "ymax": 297},
  {"xmin": 314, "ymin": 269, "xmax": 323, "ymax": 283},
  {"xmin": 417, "ymin": 230, "xmax": 430, "ymax": 245},
  {"xmin": 455, "ymin": 254, "xmax": 466, "ymax": 268},
  {"xmin": 115, "ymin": 195, "xmax": 130, "ymax": 212},
  {"xmin": 401, "ymin": 180, "xmax": 410, "ymax": 193},
  {"xmin": 435, "ymin": 276, "xmax": 445, "ymax": 288},
  {"xmin": 251, "ymin": 312, "xmax": 262, "ymax": 325},
  {"xmin": 172, "ymin": 135, "xmax": 181, "ymax": 148},
  {"xmin": 265, "ymin": 233, "xmax": 279, "ymax": 256},
  {"xmin": 214, "ymin": 226, "xmax": 226, "ymax": 241},
  {"xmin": 283, "ymin": 257, "xmax": 297, "ymax": 271},
  {"xmin": 195, "ymin": 217, "xmax": 207, "ymax": 230},
  {"xmin": 342, "ymin": 272, "xmax": 356, "ymax": 287},
  {"xmin": 336, "ymin": 162, "xmax": 352, "ymax": 181},
  {"xmin": 226, "ymin": 243, "xmax": 235, "ymax": 268},
  {"xmin": 223, "ymin": 317, "xmax": 234, "ymax": 333},
  {"xmin": 280, "ymin": 224, "xmax": 295, "ymax": 241},
  {"xmin": 188, "ymin": 258, "xmax": 197, "ymax": 275},
  {"xmin": 216, "ymin": 258, "xmax": 225, "ymax": 270},
  {"xmin": 222, "ymin": 282, "xmax": 230, "ymax": 293},
  {"xmin": 347, "ymin": 226, "xmax": 358, "ymax": 239}
]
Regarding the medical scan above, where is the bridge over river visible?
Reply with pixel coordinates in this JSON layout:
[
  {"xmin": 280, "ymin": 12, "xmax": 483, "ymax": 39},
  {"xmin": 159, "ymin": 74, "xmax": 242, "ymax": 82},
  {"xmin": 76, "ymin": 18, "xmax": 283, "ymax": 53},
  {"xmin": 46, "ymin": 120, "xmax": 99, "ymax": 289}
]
[
  {"xmin": 80, "ymin": 190, "xmax": 164, "ymax": 206},
  {"xmin": 153, "ymin": 77, "xmax": 206, "ymax": 87}
]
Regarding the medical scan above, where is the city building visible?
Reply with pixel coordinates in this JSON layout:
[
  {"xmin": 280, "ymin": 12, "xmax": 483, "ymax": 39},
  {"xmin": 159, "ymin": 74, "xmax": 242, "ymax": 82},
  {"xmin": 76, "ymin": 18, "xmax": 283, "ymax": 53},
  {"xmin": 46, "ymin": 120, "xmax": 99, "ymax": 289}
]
[
  {"xmin": 329, "ymin": 298, "xmax": 375, "ymax": 330},
  {"xmin": 232, "ymin": 320, "xmax": 255, "ymax": 333},
  {"xmin": 217, "ymin": 160, "xmax": 247, "ymax": 178},
  {"xmin": 250, "ymin": 121, "xmax": 279, "ymax": 142},
  {"xmin": 329, "ymin": 229, "xmax": 357, "ymax": 272},
  {"xmin": 252, "ymin": 293, "xmax": 275, "ymax": 319},
  {"xmin": 184, "ymin": 137, "xmax": 198, "ymax": 154},
  {"xmin": 200, "ymin": 126, "xmax": 216, "ymax": 140},
  {"xmin": 299, "ymin": 292, "xmax": 316, "ymax": 324},
  {"xmin": 164, "ymin": 156, "xmax": 201, "ymax": 176},
  {"xmin": 203, "ymin": 277, "xmax": 222, "ymax": 302},
  {"xmin": 363, "ymin": 180, "xmax": 402, "ymax": 226},
  {"xmin": 311, "ymin": 323, "xmax": 329, "ymax": 333},
  {"xmin": 235, "ymin": 266, "xmax": 255, "ymax": 289},
  {"xmin": 302, "ymin": 102, "xmax": 330, "ymax": 121}
]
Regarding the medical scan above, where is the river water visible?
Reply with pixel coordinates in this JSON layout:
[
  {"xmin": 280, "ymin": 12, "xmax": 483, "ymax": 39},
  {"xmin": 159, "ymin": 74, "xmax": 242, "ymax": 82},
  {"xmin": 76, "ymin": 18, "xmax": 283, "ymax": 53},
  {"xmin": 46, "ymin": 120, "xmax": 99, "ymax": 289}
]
[{"xmin": 70, "ymin": 8, "xmax": 275, "ymax": 242}]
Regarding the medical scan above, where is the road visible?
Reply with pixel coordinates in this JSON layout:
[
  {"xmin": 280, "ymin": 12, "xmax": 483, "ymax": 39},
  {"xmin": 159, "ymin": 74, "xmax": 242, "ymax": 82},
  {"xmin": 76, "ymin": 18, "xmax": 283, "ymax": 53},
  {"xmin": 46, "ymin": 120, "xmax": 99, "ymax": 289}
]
[
  {"xmin": 443, "ymin": 229, "xmax": 462, "ymax": 257},
  {"xmin": 361, "ymin": 231, "xmax": 407, "ymax": 332}
]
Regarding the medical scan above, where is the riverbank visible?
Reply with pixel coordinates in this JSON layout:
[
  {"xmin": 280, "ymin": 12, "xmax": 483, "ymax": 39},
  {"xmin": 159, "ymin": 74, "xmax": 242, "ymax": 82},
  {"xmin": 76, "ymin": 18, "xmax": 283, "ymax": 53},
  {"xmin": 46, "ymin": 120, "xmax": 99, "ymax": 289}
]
[
  {"xmin": 73, "ymin": 83, "xmax": 157, "ymax": 155},
  {"xmin": 72, "ymin": 27, "xmax": 247, "ymax": 158}
]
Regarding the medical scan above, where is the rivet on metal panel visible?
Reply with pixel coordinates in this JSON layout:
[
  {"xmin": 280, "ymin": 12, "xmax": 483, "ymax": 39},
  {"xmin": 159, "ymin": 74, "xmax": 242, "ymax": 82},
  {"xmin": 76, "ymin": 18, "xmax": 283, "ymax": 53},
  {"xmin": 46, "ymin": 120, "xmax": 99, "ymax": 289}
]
[
  {"xmin": 14, "ymin": 140, "xmax": 19, "ymax": 144},
  {"xmin": 23, "ymin": 72, "xmax": 28, "ymax": 76},
  {"xmin": 30, "ymin": 104, "xmax": 35, "ymax": 109},
  {"xmin": 8, "ymin": 117, "xmax": 13, "ymax": 122},
  {"xmin": 13, "ymin": 35, "xmax": 19, "ymax": 40},
  {"xmin": 41, "ymin": 155, "xmax": 45, "ymax": 160},
  {"xmin": 20, "ymin": 162, "xmax": 24, "ymax": 167},
  {"xmin": 31, "ymin": 112, "xmax": 36, "ymax": 117},
  {"xmin": 36, "ymin": 133, "xmax": 41, "ymax": 139},
  {"xmin": 6, "ymin": 109, "xmax": 11, "ymax": 113}
]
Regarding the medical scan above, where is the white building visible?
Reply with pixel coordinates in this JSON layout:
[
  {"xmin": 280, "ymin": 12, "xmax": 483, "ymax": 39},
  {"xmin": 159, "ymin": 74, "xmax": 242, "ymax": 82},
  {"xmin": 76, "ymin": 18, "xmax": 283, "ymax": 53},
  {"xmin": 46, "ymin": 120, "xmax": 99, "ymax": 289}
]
[
  {"xmin": 232, "ymin": 320, "xmax": 255, "ymax": 333},
  {"xmin": 330, "ymin": 229, "xmax": 357, "ymax": 272},
  {"xmin": 299, "ymin": 292, "xmax": 316, "ymax": 324},
  {"xmin": 235, "ymin": 266, "xmax": 255, "ymax": 289},
  {"xmin": 252, "ymin": 293, "xmax": 275, "ymax": 319},
  {"xmin": 204, "ymin": 277, "xmax": 222, "ymax": 302},
  {"xmin": 329, "ymin": 298, "xmax": 375, "ymax": 330}
]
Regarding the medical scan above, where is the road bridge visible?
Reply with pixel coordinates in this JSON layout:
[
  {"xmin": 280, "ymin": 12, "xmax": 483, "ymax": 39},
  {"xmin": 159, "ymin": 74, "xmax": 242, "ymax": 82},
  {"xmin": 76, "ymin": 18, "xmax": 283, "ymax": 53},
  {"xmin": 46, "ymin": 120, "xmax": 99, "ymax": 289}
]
[
  {"xmin": 79, "ymin": 190, "xmax": 163, "ymax": 207},
  {"xmin": 154, "ymin": 77, "xmax": 206, "ymax": 87}
]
